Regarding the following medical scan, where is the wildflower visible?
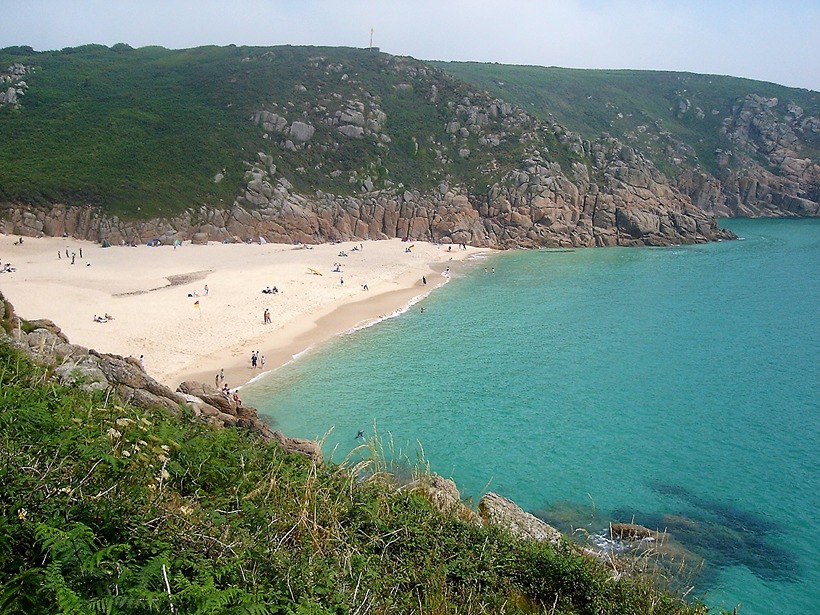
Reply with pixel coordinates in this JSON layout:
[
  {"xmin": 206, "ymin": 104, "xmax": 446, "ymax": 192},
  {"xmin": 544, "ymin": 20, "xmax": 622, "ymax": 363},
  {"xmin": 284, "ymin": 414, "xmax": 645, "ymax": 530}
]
[
  {"xmin": 17, "ymin": 508, "xmax": 27, "ymax": 521},
  {"xmin": 122, "ymin": 450, "xmax": 131, "ymax": 458},
  {"xmin": 106, "ymin": 427, "xmax": 122, "ymax": 439}
]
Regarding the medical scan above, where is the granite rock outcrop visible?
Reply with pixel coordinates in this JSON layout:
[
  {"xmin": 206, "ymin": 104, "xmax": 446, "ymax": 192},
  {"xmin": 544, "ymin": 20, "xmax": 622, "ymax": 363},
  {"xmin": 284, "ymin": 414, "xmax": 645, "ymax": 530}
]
[
  {"xmin": 0, "ymin": 51, "xmax": 737, "ymax": 248},
  {"xmin": 478, "ymin": 492, "xmax": 564, "ymax": 547},
  {"xmin": 0, "ymin": 131, "xmax": 733, "ymax": 248},
  {"xmin": 677, "ymin": 94, "xmax": 819, "ymax": 217}
]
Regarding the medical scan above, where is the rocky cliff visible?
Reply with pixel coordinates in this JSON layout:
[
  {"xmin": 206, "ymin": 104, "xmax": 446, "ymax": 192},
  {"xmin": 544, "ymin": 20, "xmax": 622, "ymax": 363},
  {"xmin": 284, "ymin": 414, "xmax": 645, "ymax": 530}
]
[
  {"xmin": 0, "ymin": 119, "xmax": 732, "ymax": 249},
  {"xmin": 0, "ymin": 46, "xmax": 736, "ymax": 248},
  {"xmin": 678, "ymin": 94, "xmax": 819, "ymax": 217},
  {"xmin": 436, "ymin": 63, "xmax": 819, "ymax": 221}
]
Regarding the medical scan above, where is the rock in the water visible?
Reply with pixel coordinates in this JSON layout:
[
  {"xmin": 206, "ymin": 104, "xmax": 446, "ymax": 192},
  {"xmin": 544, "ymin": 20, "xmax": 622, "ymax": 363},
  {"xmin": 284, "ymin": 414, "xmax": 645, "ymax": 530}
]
[{"xmin": 610, "ymin": 522, "xmax": 669, "ymax": 542}]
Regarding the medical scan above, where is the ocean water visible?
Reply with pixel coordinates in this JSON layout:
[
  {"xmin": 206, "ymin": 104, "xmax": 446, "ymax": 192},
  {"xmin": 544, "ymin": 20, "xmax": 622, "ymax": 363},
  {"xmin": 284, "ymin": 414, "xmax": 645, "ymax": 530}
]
[{"xmin": 243, "ymin": 219, "xmax": 820, "ymax": 614}]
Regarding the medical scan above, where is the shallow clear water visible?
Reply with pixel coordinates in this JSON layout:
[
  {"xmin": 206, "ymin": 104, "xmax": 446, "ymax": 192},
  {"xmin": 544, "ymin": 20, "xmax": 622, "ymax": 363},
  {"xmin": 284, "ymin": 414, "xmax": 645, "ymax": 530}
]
[{"xmin": 244, "ymin": 219, "xmax": 820, "ymax": 614}]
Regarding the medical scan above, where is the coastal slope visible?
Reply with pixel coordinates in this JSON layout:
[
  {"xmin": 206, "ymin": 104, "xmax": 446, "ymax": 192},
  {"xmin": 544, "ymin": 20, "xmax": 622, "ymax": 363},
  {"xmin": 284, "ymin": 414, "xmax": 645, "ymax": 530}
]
[{"xmin": 0, "ymin": 44, "xmax": 742, "ymax": 248}]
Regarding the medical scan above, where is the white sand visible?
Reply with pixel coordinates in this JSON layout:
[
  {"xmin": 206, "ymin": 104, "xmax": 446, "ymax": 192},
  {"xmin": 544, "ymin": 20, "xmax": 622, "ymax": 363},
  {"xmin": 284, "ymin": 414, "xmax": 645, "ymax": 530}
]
[{"xmin": 0, "ymin": 234, "xmax": 489, "ymax": 390}]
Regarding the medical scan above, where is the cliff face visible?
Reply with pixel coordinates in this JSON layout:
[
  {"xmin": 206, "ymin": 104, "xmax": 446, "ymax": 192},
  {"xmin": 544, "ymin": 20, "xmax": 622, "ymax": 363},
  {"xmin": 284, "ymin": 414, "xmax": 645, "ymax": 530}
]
[
  {"xmin": 0, "ymin": 139, "xmax": 731, "ymax": 248},
  {"xmin": 0, "ymin": 46, "xmax": 736, "ymax": 247},
  {"xmin": 435, "ymin": 63, "xmax": 819, "ymax": 222},
  {"xmin": 676, "ymin": 94, "xmax": 820, "ymax": 217}
]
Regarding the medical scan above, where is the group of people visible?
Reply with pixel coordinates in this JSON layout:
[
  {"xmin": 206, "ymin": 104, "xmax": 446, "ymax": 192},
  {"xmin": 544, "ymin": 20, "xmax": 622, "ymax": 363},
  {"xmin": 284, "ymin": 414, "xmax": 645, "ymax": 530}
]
[
  {"xmin": 57, "ymin": 246, "xmax": 90, "ymax": 266},
  {"xmin": 263, "ymin": 308, "xmax": 271, "ymax": 324},
  {"xmin": 262, "ymin": 286, "xmax": 279, "ymax": 294},
  {"xmin": 93, "ymin": 313, "xmax": 114, "ymax": 323},
  {"xmin": 215, "ymin": 369, "xmax": 241, "ymax": 405},
  {"xmin": 250, "ymin": 350, "xmax": 265, "ymax": 369},
  {"xmin": 220, "ymin": 383, "xmax": 241, "ymax": 406}
]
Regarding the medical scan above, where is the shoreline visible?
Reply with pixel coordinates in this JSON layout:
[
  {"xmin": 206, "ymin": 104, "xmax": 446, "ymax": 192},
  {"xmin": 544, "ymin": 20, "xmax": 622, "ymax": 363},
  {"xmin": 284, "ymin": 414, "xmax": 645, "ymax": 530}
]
[
  {"xmin": 0, "ymin": 234, "xmax": 492, "ymax": 392},
  {"xmin": 173, "ymin": 258, "xmax": 469, "ymax": 392}
]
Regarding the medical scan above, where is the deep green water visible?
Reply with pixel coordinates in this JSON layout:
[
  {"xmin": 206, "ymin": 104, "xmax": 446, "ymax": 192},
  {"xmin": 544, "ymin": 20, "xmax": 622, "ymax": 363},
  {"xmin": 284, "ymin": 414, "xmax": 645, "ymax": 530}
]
[{"xmin": 243, "ymin": 219, "xmax": 820, "ymax": 614}]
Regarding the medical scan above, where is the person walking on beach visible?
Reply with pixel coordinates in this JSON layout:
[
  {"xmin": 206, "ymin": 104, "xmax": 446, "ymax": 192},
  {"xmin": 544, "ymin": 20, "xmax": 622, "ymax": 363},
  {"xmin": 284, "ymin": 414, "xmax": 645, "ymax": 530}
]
[
  {"xmin": 251, "ymin": 351, "xmax": 258, "ymax": 368},
  {"xmin": 215, "ymin": 373, "xmax": 220, "ymax": 388},
  {"xmin": 260, "ymin": 355, "xmax": 265, "ymax": 369},
  {"xmin": 220, "ymin": 368, "xmax": 225, "ymax": 384}
]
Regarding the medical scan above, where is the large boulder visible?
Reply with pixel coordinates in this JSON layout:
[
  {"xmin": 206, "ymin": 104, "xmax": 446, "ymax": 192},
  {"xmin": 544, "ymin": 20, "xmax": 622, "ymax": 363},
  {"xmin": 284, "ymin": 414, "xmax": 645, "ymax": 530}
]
[
  {"xmin": 288, "ymin": 121, "xmax": 315, "ymax": 142},
  {"xmin": 177, "ymin": 380, "xmax": 236, "ymax": 414},
  {"xmin": 479, "ymin": 492, "xmax": 563, "ymax": 547},
  {"xmin": 272, "ymin": 431, "xmax": 323, "ymax": 463},
  {"xmin": 54, "ymin": 361, "xmax": 109, "ymax": 391}
]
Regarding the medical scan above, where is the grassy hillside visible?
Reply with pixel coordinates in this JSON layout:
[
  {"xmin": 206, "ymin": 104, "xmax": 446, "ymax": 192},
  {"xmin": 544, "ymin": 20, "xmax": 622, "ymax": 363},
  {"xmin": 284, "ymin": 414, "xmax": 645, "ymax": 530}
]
[
  {"xmin": 0, "ymin": 337, "xmax": 720, "ymax": 614},
  {"xmin": 0, "ymin": 45, "xmax": 261, "ymax": 217},
  {"xmin": 431, "ymin": 62, "xmax": 820, "ymax": 178},
  {"xmin": 0, "ymin": 45, "xmax": 567, "ymax": 220}
]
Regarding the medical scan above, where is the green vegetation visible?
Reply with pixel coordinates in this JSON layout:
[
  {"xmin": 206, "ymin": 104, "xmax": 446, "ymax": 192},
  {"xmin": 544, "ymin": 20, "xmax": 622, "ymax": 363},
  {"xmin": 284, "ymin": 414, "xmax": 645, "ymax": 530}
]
[
  {"xmin": 0, "ymin": 44, "xmax": 585, "ymax": 220},
  {"xmin": 0, "ymin": 338, "xmax": 719, "ymax": 614},
  {"xmin": 432, "ymin": 62, "xmax": 820, "ymax": 178},
  {"xmin": 1, "ymin": 45, "xmax": 817, "ymax": 223},
  {"xmin": 0, "ymin": 45, "xmax": 262, "ymax": 217}
]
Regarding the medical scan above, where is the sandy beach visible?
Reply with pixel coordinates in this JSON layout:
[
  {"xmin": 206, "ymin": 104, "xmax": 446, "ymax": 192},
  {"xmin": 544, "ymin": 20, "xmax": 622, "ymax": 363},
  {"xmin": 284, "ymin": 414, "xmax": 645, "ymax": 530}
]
[{"xmin": 0, "ymin": 234, "xmax": 489, "ymax": 391}]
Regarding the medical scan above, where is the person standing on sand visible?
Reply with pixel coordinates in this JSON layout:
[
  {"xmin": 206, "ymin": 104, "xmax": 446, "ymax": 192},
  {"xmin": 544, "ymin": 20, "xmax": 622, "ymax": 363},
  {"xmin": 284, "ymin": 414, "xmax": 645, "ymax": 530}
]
[
  {"xmin": 260, "ymin": 355, "xmax": 265, "ymax": 369},
  {"xmin": 204, "ymin": 284, "xmax": 209, "ymax": 295},
  {"xmin": 220, "ymin": 368, "xmax": 225, "ymax": 383},
  {"xmin": 215, "ymin": 373, "xmax": 220, "ymax": 388}
]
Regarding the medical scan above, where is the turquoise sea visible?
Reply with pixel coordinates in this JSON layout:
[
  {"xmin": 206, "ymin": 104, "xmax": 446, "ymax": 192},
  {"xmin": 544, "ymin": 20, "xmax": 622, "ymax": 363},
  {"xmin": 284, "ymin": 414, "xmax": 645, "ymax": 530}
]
[{"xmin": 243, "ymin": 219, "xmax": 820, "ymax": 614}]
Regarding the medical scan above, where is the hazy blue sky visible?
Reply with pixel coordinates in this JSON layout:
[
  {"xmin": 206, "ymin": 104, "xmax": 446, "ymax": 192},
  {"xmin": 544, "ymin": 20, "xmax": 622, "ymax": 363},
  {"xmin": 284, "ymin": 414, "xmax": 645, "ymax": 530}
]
[{"xmin": 2, "ymin": 0, "xmax": 818, "ymax": 90}]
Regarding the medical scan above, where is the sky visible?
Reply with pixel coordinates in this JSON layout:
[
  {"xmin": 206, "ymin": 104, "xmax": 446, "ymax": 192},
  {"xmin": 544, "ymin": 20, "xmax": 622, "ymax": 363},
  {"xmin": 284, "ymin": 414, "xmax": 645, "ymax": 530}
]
[{"xmin": 2, "ymin": 0, "xmax": 818, "ymax": 91}]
